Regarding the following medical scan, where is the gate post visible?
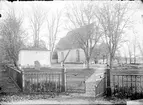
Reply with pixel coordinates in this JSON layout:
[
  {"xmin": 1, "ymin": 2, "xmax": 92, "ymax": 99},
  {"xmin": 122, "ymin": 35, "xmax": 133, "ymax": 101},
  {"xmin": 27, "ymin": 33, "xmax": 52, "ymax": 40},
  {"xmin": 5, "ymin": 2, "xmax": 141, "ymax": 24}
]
[
  {"xmin": 22, "ymin": 70, "xmax": 25, "ymax": 92},
  {"xmin": 106, "ymin": 65, "xmax": 111, "ymax": 97},
  {"xmin": 61, "ymin": 64, "xmax": 66, "ymax": 92}
]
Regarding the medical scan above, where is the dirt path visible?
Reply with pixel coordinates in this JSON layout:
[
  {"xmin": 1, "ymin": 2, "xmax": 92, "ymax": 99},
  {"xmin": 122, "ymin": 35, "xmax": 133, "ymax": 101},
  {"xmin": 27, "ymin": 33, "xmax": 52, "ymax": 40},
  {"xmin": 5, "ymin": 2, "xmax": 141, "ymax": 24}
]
[
  {"xmin": 1, "ymin": 95, "xmax": 113, "ymax": 104},
  {"xmin": 1, "ymin": 99, "xmax": 112, "ymax": 104}
]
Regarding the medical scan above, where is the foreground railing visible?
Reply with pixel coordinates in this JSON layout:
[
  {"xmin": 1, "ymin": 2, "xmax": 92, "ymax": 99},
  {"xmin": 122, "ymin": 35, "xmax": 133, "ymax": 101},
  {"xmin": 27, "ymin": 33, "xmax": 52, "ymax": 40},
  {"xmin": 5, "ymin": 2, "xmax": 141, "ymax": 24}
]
[
  {"xmin": 23, "ymin": 71, "xmax": 62, "ymax": 93},
  {"xmin": 4, "ymin": 66, "xmax": 86, "ymax": 94},
  {"xmin": 95, "ymin": 73, "xmax": 106, "ymax": 97},
  {"xmin": 4, "ymin": 65, "xmax": 23, "ymax": 91},
  {"xmin": 4, "ymin": 65, "xmax": 62, "ymax": 93},
  {"xmin": 112, "ymin": 74, "xmax": 143, "ymax": 99}
]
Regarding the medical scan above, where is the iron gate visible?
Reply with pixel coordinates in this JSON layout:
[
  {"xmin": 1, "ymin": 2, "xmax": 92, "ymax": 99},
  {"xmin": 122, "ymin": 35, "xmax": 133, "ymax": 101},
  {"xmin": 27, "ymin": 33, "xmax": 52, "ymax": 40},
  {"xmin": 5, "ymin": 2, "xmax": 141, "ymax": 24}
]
[{"xmin": 66, "ymin": 73, "xmax": 86, "ymax": 93}]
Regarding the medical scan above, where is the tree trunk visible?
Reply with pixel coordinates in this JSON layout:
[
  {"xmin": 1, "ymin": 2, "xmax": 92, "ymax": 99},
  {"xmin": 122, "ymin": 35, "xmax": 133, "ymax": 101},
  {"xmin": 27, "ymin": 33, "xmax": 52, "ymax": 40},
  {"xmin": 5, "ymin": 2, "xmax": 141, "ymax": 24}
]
[
  {"xmin": 130, "ymin": 57, "xmax": 132, "ymax": 64},
  {"xmin": 103, "ymin": 55, "xmax": 105, "ymax": 64},
  {"xmin": 125, "ymin": 58, "xmax": 127, "ymax": 64},
  {"xmin": 13, "ymin": 60, "xmax": 19, "ymax": 70},
  {"xmin": 109, "ymin": 55, "xmax": 113, "ymax": 70},
  {"xmin": 50, "ymin": 51, "xmax": 53, "ymax": 64},
  {"xmin": 106, "ymin": 54, "xmax": 112, "ymax": 96},
  {"xmin": 134, "ymin": 57, "xmax": 136, "ymax": 64},
  {"xmin": 86, "ymin": 57, "xmax": 90, "ymax": 69}
]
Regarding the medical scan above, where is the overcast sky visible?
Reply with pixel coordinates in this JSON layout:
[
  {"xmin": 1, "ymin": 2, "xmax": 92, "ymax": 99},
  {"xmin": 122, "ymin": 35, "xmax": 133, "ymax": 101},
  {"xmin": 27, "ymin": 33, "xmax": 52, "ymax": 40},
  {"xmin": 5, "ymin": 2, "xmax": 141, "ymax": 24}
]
[{"xmin": 0, "ymin": 1, "xmax": 143, "ymax": 57}]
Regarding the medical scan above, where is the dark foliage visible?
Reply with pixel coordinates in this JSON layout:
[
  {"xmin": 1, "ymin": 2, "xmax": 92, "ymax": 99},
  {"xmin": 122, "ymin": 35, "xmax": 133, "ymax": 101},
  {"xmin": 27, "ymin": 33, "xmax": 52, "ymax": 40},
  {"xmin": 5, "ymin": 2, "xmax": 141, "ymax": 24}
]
[
  {"xmin": 113, "ymin": 85, "xmax": 143, "ymax": 100},
  {"xmin": 24, "ymin": 80, "xmax": 62, "ymax": 93}
]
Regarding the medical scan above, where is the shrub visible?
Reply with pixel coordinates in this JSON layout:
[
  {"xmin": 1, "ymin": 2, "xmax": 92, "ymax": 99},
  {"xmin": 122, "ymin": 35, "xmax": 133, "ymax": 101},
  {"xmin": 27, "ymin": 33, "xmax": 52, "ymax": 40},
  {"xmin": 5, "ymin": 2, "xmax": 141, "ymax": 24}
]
[
  {"xmin": 24, "ymin": 80, "xmax": 62, "ymax": 93},
  {"xmin": 113, "ymin": 85, "xmax": 143, "ymax": 100}
]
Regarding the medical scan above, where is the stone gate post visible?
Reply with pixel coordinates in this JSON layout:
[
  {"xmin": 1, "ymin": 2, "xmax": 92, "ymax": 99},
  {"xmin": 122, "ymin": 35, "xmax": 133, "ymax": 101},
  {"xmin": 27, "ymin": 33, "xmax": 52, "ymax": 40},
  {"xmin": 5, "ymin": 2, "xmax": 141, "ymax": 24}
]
[
  {"xmin": 106, "ymin": 65, "xmax": 111, "ymax": 96},
  {"xmin": 61, "ymin": 64, "xmax": 66, "ymax": 92}
]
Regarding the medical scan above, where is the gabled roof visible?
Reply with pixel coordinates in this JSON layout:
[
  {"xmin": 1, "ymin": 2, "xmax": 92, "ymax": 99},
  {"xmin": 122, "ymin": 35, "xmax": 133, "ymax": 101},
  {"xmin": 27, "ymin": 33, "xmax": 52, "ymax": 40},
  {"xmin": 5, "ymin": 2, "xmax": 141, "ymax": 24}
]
[
  {"xmin": 56, "ymin": 23, "xmax": 95, "ymax": 51},
  {"xmin": 55, "ymin": 36, "xmax": 80, "ymax": 51}
]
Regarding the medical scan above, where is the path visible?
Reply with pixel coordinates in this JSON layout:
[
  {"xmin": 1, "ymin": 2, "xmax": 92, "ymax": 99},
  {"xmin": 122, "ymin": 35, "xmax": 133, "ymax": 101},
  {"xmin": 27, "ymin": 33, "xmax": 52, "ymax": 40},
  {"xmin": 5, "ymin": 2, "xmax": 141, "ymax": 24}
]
[
  {"xmin": 84, "ymin": 64, "xmax": 106, "ymax": 97},
  {"xmin": 1, "ymin": 96, "xmax": 112, "ymax": 104},
  {"xmin": 0, "ymin": 67, "xmax": 20, "ymax": 93}
]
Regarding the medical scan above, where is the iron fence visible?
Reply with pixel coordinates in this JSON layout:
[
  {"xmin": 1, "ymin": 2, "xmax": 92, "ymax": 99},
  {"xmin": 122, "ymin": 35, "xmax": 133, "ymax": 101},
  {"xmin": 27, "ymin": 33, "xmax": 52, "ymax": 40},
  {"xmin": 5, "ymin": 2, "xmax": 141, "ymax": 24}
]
[
  {"xmin": 4, "ymin": 65, "xmax": 87, "ymax": 94},
  {"xmin": 23, "ymin": 71, "xmax": 62, "ymax": 93},
  {"xmin": 112, "ymin": 74, "xmax": 143, "ymax": 99}
]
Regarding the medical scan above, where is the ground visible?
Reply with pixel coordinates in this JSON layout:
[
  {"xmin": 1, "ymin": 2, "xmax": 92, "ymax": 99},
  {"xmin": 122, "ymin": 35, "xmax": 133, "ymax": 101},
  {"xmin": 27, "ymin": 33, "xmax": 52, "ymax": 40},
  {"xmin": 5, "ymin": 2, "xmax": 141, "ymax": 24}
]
[{"xmin": 0, "ymin": 93, "xmax": 127, "ymax": 104}]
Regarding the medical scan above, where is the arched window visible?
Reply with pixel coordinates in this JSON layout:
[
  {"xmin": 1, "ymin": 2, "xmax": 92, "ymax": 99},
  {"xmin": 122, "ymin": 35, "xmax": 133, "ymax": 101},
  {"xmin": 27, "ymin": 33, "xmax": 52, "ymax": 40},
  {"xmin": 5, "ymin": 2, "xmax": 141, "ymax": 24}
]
[{"xmin": 76, "ymin": 49, "xmax": 80, "ymax": 62}]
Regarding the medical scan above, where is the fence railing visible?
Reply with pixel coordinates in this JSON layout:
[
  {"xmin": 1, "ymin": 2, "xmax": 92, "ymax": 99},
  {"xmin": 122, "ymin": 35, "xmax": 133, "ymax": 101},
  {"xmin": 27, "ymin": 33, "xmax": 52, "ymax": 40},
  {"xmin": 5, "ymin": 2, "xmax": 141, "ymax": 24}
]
[
  {"xmin": 112, "ymin": 74, "xmax": 143, "ymax": 99},
  {"xmin": 23, "ymin": 71, "xmax": 62, "ymax": 93},
  {"xmin": 4, "ymin": 65, "xmax": 87, "ymax": 94},
  {"xmin": 95, "ymin": 73, "xmax": 106, "ymax": 97},
  {"xmin": 4, "ymin": 65, "xmax": 23, "ymax": 90}
]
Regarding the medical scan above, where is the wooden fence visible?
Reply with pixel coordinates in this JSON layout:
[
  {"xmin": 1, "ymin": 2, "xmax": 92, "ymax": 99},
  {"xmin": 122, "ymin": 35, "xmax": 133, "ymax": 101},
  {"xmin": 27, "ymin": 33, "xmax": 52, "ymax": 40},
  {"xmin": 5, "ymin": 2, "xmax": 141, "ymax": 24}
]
[
  {"xmin": 4, "ymin": 65, "xmax": 62, "ymax": 93},
  {"xmin": 23, "ymin": 71, "xmax": 62, "ymax": 93},
  {"xmin": 4, "ymin": 66, "xmax": 86, "ymax": 94},
  {"xmin": 112, "ymin": 74, "xmax": 143, "ymax": 99}
]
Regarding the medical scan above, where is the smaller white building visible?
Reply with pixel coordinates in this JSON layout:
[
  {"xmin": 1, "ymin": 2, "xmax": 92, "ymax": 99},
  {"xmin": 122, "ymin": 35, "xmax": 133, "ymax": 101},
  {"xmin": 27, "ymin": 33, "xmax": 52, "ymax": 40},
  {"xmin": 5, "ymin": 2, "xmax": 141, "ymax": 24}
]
[
  {"xmin": 57, "ymin": 48, "xmax": 85, "ymax": 63},
  {"xmin": 18, "ymin": 48, "xmax": 51, "ymax": 68}
]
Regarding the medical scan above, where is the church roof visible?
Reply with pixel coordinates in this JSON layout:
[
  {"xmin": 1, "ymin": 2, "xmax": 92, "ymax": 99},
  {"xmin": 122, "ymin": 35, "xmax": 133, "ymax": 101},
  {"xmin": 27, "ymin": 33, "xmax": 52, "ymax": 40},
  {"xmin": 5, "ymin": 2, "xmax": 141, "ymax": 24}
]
[{"xmin": 56, "ymin": 23, "xmax": 95, "ymax": 51}]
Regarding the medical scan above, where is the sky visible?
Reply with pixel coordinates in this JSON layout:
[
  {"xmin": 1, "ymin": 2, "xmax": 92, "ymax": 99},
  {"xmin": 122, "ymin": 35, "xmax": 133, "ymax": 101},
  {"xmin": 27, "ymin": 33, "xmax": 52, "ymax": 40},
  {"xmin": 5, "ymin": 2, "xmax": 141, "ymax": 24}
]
[
  {"xmin": 0, "ymin": 1, "xmax": 143, "ymax": 57},
  {"xmin": 0, "ymin": 1, "xmax": 68, "ymax": 46}
]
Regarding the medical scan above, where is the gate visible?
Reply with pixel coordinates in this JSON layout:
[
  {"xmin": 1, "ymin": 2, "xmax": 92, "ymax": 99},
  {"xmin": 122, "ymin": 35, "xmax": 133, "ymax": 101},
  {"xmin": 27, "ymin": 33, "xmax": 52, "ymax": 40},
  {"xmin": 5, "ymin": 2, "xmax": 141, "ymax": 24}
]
[
  {"xmin": 112, "ymin": 74, "xmax": 143, "ymax": 99},
  {"xmin": 66, "ymin": 73, "xmax": 86, "ymax": 93}
]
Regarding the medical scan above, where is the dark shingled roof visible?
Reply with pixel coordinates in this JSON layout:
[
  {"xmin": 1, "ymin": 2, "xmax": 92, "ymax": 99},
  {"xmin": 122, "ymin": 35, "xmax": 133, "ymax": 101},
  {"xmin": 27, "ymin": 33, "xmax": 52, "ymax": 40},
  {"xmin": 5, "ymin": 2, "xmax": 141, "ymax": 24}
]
[{"xmin": 56, "ymin": 23, "xmax": 95, "ymax": 51}]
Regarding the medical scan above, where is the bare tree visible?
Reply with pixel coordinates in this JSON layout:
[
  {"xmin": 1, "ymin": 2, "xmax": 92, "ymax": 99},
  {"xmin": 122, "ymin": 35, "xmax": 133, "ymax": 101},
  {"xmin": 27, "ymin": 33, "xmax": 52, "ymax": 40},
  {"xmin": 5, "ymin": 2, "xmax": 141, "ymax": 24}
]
[
  {"xmin": 65, "ymin": 2, "xmax": 102, "ymax": 68},
  {"xmin": 39, "ymin": 39, "xmax": 47, "ymax": 49},
  {"xmin": 29, "ymin": 4, "xmax": 47, "ymax": 47},
  {"xmin": 114, "ymin": 50, "xmax": 121, "ymax": 65},
  {"xmin": 127, "ymin": 42, "xmax": 132, "ymax": 64},
  {"xmin": 98, "ymin": 42, "xmax": 109, "ymax": 64},
  {"xmin": 123, "ymin": 47, "xmax": 128, "ymax": 64},
  {"xmin": 95, "ymin": 2, "xmax": 134, "ymax": 70},
  {"xmin": 138, "ymin": 15, "xmax": 143, "ymax": 61},
  {"xmin": 0, "ymin": 10, "xmax": 25, "ymax": 68},
  {"xmin": 47, "ymin": 10, "xmax": 62, "ymax": 61},
  {"xmin": 65, "ymin": 2, "xmax": 96, "ymax": 29},
  {"xmin": 132, "ymin": 30, "xmax": 138, "ymax": 64},
  {"xmin": 138, "ymin": 41, "xmax": 143, "ymax": 59},
  {"xmin": 124, "ymin": 53, "xmax": 128, "ymax": 64},
  {"xmin": 0, "ymin": 41, "xmax": 6, "ymax": 64}
]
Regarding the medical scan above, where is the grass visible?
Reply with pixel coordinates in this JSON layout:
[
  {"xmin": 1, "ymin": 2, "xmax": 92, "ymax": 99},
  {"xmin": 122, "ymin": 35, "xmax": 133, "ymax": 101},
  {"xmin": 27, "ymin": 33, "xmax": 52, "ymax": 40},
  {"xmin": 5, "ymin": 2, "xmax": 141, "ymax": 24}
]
[{"xmin": 23, "ymin": 66, "xmax": 95, "ymax": 81}]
